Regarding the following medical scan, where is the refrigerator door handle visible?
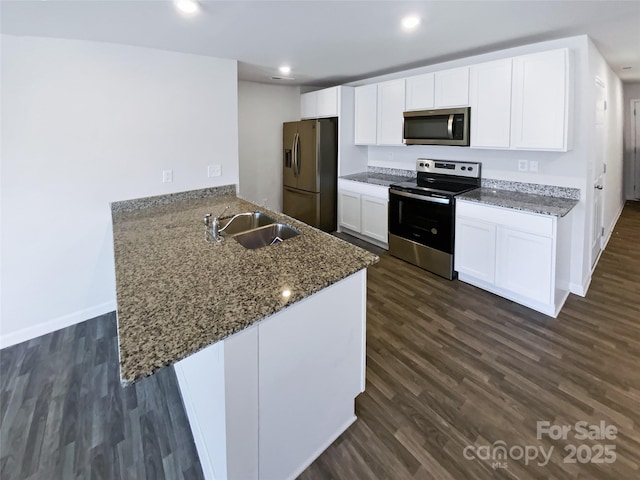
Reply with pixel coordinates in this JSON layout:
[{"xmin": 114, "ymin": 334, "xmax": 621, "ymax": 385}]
[
  {"xmin": 294, "ymin": 132, "xmax": 301, "ymax": 177},
  {"xmin": 292, "ymin": 132, "xmax": 298, "ymax": 177}
]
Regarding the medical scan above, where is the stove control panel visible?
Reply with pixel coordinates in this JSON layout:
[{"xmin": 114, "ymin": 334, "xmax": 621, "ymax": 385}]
[{"xmin": 416, "ymin": 159, "xmax": 481, "ymax": 178}]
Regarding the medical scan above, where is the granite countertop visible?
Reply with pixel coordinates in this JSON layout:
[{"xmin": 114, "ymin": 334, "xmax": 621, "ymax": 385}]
[
  {"xmin": 458, "ymin": 188, "xmax": 579, "ymax": 217},
  {"xmin": 340, "ymin": 171, "xmax": 410, "ymax": 187},
  {"xmin": 112, "ymin": 190, "xmax": 378, "ymax": 384}
]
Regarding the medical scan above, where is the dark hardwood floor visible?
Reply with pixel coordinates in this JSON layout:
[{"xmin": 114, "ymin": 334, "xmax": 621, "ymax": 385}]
[{"xmin": 1, "ymin": 201, "xmax": 638, "ymax": 479}]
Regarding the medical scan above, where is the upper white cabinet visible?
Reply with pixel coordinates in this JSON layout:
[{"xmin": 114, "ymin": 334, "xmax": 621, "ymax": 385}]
[
  {"xmin": 434, "ymin": 67, "xmax": 470, "ymax": 107},
  {"xmin": 354, "ymin": 84, "xmax": 378, "ymax": 144},
  {"xmin": 301, "ymin": 86, "xmax": 339, "ymax": 119},
  {"xmin": 511, "ymin": 49, "xmax": 570, "ymax": 151},
  {"xmin": 405, "ymin": 73, "xmax": 435, "ymax": 111},
  {"xmin": 376, "ymin": 79, "xmax": 405, "ymax": 145},
  {"xmin": 354, "ymin": 80, "xmax": 405, "ymax": 146},
  {"xmin": 470, "ymin": 59, "xmax": 513, "ymax": 149}
]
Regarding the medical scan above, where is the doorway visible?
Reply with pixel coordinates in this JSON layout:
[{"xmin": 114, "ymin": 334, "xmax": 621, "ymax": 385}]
[{"xmin": 591, "ymin": 78, "xmax": 606, "ymax": 267}]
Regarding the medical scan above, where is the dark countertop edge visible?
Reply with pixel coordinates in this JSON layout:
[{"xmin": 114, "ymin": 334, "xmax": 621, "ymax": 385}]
[{"xmin": 458, "ymin": 188, "xmax": 579, "ymax": 217}]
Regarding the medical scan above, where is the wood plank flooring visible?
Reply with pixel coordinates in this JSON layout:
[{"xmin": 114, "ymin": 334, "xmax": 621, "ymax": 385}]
[
  {"xmin": 301, "ymin": 201, "xmax": 640, "ymax": 479},
  {"xmin": 1, "ymin": 201, "xmax": 638, "ymax": 479},
  {"xmin": 0, "ymin": 313, "xmax": 204, "ymax": 480}
]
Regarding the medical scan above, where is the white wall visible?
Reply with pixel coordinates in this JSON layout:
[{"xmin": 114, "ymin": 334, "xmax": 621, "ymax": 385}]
[
  {"xmin": 237, "ymin": 81, "xmax": 300, "ymax": 212},
  {"xmin": 623, "ymin": 82, "xmax": 640, "ymax": 199},
  {"xmin": 1, "ymin": 35, "xmax": 239, "ymax": 347}
]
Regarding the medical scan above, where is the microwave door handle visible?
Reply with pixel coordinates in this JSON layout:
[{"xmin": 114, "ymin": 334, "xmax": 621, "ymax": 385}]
[{"xmin": 447, "ymin": 114, "xmax": 454, "ymax": 140}]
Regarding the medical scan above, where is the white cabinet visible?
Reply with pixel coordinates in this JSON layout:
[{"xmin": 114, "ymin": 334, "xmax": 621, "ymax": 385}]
[
  {"xmin": 361, "ymin": 195, "xmax": 389, "ymax": 243},
  {"xmin": 376, "ymin": 79, "xmax": 405, "ymax": 145},
  {"xmin": 455, "ymin": 200, "xmax": 571, "ymax": 317},
  {"xmin": 469, "ymin": 59, "xmax": 513, "ymax": 149},
  {"xmin": 301, "ymin": 86, "xmax": 339, "ymax": 119},
  {"xmin": 455, "ymin": 217, "xmax": 497, "ymax": 283},
  {"xmin": 338, "ymin": 190, "xmax": 361, "ymax": 232},
  {"xmin": 434, "ymin": 67, "xmax": 470, "ymax": 107},
  {"xmin": 338, "ymin": 179, "xmax": 389, "ymax": 247},
  {"xmin": 495, "ymin": 228, "xmax": 553, "ymax": 304},
  {"xmin": 354, "ymin": 84, "xmax": 377, "ymax": 144},
  {"xmin": 405, "ymin": 73, "xmax": 435, "ymax": 111},
  {"xmin": 511, "ymin": 48, "xmax": 570, "ymax": 151}
]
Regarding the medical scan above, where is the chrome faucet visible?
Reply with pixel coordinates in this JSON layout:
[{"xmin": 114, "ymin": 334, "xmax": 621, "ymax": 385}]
[{"xmin": 204, "ymin": 205, "xmax": 229, "ymax": 243}]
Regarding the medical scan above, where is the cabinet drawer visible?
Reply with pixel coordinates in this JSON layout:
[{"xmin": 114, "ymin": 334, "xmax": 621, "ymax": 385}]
[{"xmin": 457, "ymin": 200, "xmax": 553, "ymax": 237}]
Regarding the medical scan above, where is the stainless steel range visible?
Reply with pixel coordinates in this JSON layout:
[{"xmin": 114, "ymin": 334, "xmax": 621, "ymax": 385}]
[{"xmin": 388, "ymin": 159, "xmax": 481, "ymax": 279}]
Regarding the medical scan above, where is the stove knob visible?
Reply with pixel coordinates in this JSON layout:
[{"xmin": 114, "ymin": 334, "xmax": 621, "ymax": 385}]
[
  {"xmin": 426, "ymin": 163, "xmax": 430, "ymax": 167},
  {"xmin": 419, "ymin": 162, "xmax": 424, "ymax": 167},
  {"xmin": 468, "ymin": 167, "xmax": 473, "ymax": 171},
  {"xmin": 461, "ymin": 166, "xmax": 466, "ymax": 171}
]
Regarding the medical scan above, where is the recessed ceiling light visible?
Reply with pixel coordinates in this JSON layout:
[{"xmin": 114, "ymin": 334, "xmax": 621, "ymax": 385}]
[
  {"xmin": 401, "ymin": 15, "xmax": 421, "ymax": 30},
  {"xmin": 175, "ymin": 0, "xmax": 199, "ymax": 15},
  {"xmin": 279, "ymin": 66, "xmax": 291, "ymax": 75}
]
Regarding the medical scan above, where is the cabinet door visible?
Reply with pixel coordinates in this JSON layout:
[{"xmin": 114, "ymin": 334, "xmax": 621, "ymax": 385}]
[
  {"xmin": 376, "ymin": 79, "xmax": 405, "ymax": 145},
  {"xmin": 434, "ymin": 67, "xmax": 470, "ymax": 107},
  {"xmin": 470, "ymin": 59, "xmax": 513, "ymax": 148},
  {"xmin": 354, "ymin": 84, "xmax": 377, "ymax": 145},
  {"xmin": 455, "ymin": 216, "xmax": 497, "ymax": 283},
  {"xmin": 495, "ymin": 227, "xmax": 553, "ymax": 304},
  {"xmin": 339, "ymin": 190, "xmax": 361, "ymax": 232},
  {"xmin": 361, "ymin": 195, "xmax": 388, "ymax": 243},
  {"xmin": 316, "ymin": 87, "xmax": 339, "ymax": 117},
  {"xmin": 511, "ymin": 49, "xmax": 569, "ymax": 151},
  {"xmin": 405, "ymin": 73, "xmax": 434, "ymax": 111},
  {"xmin": 301, "ymin": 92, "xmax": 317, "ymax": 119}
]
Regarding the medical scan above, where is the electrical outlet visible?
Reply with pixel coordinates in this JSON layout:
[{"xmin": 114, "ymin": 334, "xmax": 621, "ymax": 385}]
[
  {"xmin": 518, "ymin": 160, "xmax": 528, "ymax": 172},
  {"xmin": 208, "ymin": 165, "xmax": 222, "ymax": 177},
  {"xmin": 162, "ymin": 170, "xmax": 173, "ymax": 183},
  {"xmin": 529, "ymin": 160, "xmax": 539, "ymax": 173}
]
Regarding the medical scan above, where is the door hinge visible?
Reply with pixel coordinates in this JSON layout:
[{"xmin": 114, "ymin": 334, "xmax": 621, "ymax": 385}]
[
  {"xmin": 603, "ymin": 164, "xmax": 607, "ymax": 173},
  {"xmin": 604, "ymin": 100, "xmax": 607, "ymax": 111},
  {"xmin": 601, "ymin": 227, "xmax": 605, "ymax": 236}
]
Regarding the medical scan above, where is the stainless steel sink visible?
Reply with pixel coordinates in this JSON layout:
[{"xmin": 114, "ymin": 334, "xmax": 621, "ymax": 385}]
[
  {"xmin": 232, "ymin": 223, "xmax": 300, "ymax": 250},
  {"xmin": 219, "ymin": 212, "xmax": 277, "ymax": 236}
]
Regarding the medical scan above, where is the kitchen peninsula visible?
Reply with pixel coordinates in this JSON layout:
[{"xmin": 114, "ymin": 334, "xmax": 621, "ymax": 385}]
[{"xmin": 111, "ymin": 186, "xmax": 378, "ymax": 480}]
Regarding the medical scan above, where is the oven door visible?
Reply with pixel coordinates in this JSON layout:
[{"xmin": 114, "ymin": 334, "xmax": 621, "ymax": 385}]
[{"xmin": 388, "ymin": 189, "xmax": 454, "ymax": 254}]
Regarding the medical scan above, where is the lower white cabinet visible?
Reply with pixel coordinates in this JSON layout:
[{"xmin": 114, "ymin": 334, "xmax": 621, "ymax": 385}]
[
  {"xmin": 455, "ymin": 200, "xmax": 571, "ymax": 317},
  {"xmin": 338, "ymin": 179, "xmax": 388, "ymax": 247}
]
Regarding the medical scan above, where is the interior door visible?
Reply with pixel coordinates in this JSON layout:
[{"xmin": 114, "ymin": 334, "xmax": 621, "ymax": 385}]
[
  {"xmin": 591, "ymin": 78, "xmax": 606, "ymax": 267},
  {"xmin": 634, "ymin": 99, "xmax": 640, "ymax": 200},
  {"xmin": 283, "ymin": 187, "xmax": 320, "ymax": 228},
  {"xmin": 283, "ymin": 122, "xmax": 298, "ymax": 189},
  {"xmin": 295, "ymin": 120, "xmax": 319, "ymax": 193}
]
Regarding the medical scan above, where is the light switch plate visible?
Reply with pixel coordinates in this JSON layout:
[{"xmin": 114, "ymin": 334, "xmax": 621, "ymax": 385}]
[
  {"xmin": 529, "ymin": 160, "xmax": 539, "ymax": 173},
  {"xmin": 162, "ymin": 170, "xmax": 173, "ymax": 183},
  {"xmin": 208, "ymin": 165, "xmax": 222, "ymax": 177},
  {"xmin": 518, "ymin": 160, "xmax": 528, "ymax": 172}
]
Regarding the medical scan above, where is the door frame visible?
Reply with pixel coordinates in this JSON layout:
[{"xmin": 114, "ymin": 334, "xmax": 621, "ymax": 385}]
[
  {"xmin": 591, "ymin": 77, "xmax": 606, "ymax": 268},
  {"xmin": 631, "ymin": 98, "xmax": 640, "ymax": 200}
]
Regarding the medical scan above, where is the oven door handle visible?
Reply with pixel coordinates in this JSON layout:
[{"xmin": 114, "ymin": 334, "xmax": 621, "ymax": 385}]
[
  {"xmin": 447, "ymin": 114, "xmax": 454, "ymax": 139},
  {"xmin": 391, "ymin": 189, "xmax": 451, "ymax": 205}
]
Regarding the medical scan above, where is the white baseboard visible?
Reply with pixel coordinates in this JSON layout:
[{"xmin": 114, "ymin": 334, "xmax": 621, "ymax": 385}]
[
  {"xmin": 569, "ymin": 275, "xmax": 591, "ymax": 297},
  {"xmin": 602, "ymin": 201, "xmax": 625, "ymax": 251},
  {"xmin": 0, "ymin": 301, "xmax": 117, "ymax": 349}
]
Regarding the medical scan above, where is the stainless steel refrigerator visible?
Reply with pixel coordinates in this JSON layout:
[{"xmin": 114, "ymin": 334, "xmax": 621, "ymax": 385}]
[{"xmin": 283, "ymin": 118, "xmax": 338, "ymax": 232}]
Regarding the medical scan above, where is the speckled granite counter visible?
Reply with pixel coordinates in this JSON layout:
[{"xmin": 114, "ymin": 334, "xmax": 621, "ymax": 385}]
[
  {"xmin": 458, "ymin": 188, "xmax": 579, "ymax": 217},
  {"xmin": 112, "ymin": 187, "xmax": 378, "ymax": 384},
  {"xmin": 340, "ymin": 171, "xmax": 410, "ymax": 187}
]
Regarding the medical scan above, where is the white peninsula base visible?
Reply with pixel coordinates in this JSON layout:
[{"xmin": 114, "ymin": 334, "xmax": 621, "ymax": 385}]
[{"xmin": 174, "ymin": 270, "xmax": 367, "ymax": 480}]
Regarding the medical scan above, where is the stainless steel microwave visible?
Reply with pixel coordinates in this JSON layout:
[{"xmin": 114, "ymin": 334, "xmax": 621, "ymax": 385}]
[{"xmin": 403, "ymin": 107, "xmax": 470, "ymax": 146}]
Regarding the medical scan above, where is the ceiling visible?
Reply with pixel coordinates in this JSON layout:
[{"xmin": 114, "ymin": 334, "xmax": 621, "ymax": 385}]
[{"xmin": 2, "ymin": 0, "xmax": 640, "ymax": 86}]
